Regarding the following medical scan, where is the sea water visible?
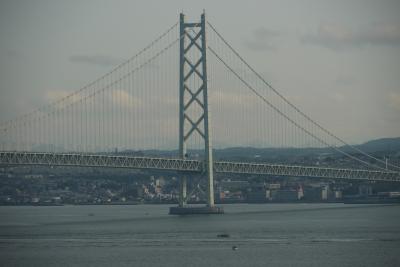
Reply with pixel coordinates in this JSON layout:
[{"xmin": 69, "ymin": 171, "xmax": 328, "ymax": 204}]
[{"xmin": 1, "ymin": 204, "xmax": 399, "ymax": 266}]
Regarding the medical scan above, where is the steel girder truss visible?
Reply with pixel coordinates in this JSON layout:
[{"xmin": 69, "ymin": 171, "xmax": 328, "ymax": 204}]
[
  {"xmin": 0, "ymin": 151, "xmax": 399, "ymax": 182},
  {"xmin": 213, "ymin": 161, "xmax": 399, "ymax": 182},
  {"xmin": 0, "ymin": 152, "xmax": 202, "ymax": 172}
]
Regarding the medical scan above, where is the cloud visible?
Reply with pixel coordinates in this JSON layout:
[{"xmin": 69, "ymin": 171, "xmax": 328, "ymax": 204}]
[
  {"xmin": 69, "ymin": 54, "xmax": 160, "ymax": 69},
  {"xmin": 45, "ymin": 90, "xmax": 70, "ymax": 102},
  {"xmin": 45, "ymin": 90, "xmax": 88, "ymax": 104},
  {"xmin": 334, "ymin": 75, "xmax": 356, "ymax": 86},
  {"xmin": 44, "ymin": 88, "xmax": 142, "ymax": 111},
  {"xmin": 111, "ymin": 89, "xmax": 142, "ymax": 109},
  {"xmin": 69, "ymin": 54, "xmax": 122, "ymax": 67},
  {"xmin": 244, "ymin": 27, "xmax": 280, "ymax": 51},
  {"xmin": 4, "ymin": 49, "xmax": 26, "ymax": 61},
  {"xmin": 301, "ymin": 22, "xmax": 400, "ymax": 50},
  {"xmin": 210, "ymin": 90, "xmax": 256, "ymax": 106},
  {"xmin": 388, "ymin": 92, "xmax": 400, "ymax": 111}
]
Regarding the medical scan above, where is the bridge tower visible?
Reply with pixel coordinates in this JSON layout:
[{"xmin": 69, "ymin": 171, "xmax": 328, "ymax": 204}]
[{"xmin": 170, "ymin": 12, "xmax": 223, "ymax": 214}]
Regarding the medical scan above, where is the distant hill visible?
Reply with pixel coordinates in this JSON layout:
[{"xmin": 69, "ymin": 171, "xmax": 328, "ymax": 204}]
[
  {"xmin": 121, "ymin": 137, "xmax": 400, "ymax": 159},
  {"xmin": 355, "ymin": 137, "xmax": 400, "ymax": 153},
  {"xmin": 212, "ymin": 137, "xmax": 400, "ymax": 159}
]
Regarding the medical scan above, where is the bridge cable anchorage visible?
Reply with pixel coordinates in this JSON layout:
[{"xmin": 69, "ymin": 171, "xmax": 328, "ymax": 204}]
[
  {"xmin": 207, "ymin": 21, "xmax": 400, "ymax": 171},
  {"xmin": 207, "ymin": 46, "xmax": 397, "ymax": 173},
  {"xmin": 0, "ymin": 21, "xmax": 178, "ymax": 132}
]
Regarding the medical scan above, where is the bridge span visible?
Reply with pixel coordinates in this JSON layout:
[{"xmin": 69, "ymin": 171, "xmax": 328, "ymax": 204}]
[
  {"xmin": 1, "ymin": 12, "xmax": 400, "ymax": 212},
  {"xmin": 1, "ymin": 151, "xmax": 399, "ymax": 182}
]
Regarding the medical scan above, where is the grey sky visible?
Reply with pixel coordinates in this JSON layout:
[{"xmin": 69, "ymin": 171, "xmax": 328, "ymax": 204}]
[{"xmin": 0, "ymin": 0, "xmax": 399, "ymax": 146}]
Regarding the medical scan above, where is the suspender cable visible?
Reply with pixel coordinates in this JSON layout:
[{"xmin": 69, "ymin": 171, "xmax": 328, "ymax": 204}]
[
  {"xmin": 208, "ymin": 22, "xmax": 399, "ymax": 171},
  {"xmin": 208, "ymin": 46, "xmax": 392, "ymax": 172}
]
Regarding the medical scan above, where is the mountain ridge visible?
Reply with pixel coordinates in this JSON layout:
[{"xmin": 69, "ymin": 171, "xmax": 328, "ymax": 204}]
[{"xmin": 133, "ymin": 137, "xmax": 400, "ymax": 159}]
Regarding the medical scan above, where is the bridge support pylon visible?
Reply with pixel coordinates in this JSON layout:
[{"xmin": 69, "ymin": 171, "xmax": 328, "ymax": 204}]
[{"xmin": 170, "ymin": 12, "xmax": 223, "ymax": 215}]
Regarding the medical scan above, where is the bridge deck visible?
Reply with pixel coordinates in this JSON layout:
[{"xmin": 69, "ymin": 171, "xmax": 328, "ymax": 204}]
[{"xmin": 0, "ymin": 151, "xmax": 399, "ymax": 182}]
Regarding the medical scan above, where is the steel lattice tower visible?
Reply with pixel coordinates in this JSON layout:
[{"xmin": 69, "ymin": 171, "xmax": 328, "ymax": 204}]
[{"xmin": 178, "ymin": 12, "xmax": 215, "ymax": 208}]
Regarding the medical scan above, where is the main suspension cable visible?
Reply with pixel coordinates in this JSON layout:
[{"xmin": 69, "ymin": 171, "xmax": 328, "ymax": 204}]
[
  {"xmin": 208, "ymin": 46, "xmax": 396, "ymax": 173},
  {"xmin": 0, "ymin": 21, "xmax": 179, "ymax": 131},
  {"xmin": 207, "ymin": 21, "xmax": 400, "ymax": 171}
]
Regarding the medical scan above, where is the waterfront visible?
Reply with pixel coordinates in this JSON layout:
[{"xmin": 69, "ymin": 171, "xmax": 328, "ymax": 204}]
[{"xmin": 1, "ymin": 204, "xmax": 399, "ymax": 266}]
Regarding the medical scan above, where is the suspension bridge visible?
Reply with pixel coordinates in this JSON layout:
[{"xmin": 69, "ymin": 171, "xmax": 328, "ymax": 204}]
[{"xmin": 1, "ymin": 13, "xmax": 399, "ymax": 213}]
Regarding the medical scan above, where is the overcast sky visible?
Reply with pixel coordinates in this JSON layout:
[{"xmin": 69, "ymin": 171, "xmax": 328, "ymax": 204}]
[{"xmin": 0, "ymin": 0, "xmax": 399, "ymax": 146}]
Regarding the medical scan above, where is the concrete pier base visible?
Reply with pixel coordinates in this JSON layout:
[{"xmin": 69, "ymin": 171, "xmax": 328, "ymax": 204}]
[{"xmin": 169, "ymin": 206, "xmax": 224, "ymax": 215}]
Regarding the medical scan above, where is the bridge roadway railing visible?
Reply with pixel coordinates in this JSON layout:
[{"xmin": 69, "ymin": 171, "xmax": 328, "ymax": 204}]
[{"xmin": 0, "ymin": 151, "xmax": 399, "ymax": 182}]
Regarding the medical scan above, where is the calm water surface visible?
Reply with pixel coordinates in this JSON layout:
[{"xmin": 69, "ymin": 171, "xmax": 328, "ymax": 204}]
[{"xmin": 0, "ymin": 204, "xmax": 399, "ymax": 266}]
